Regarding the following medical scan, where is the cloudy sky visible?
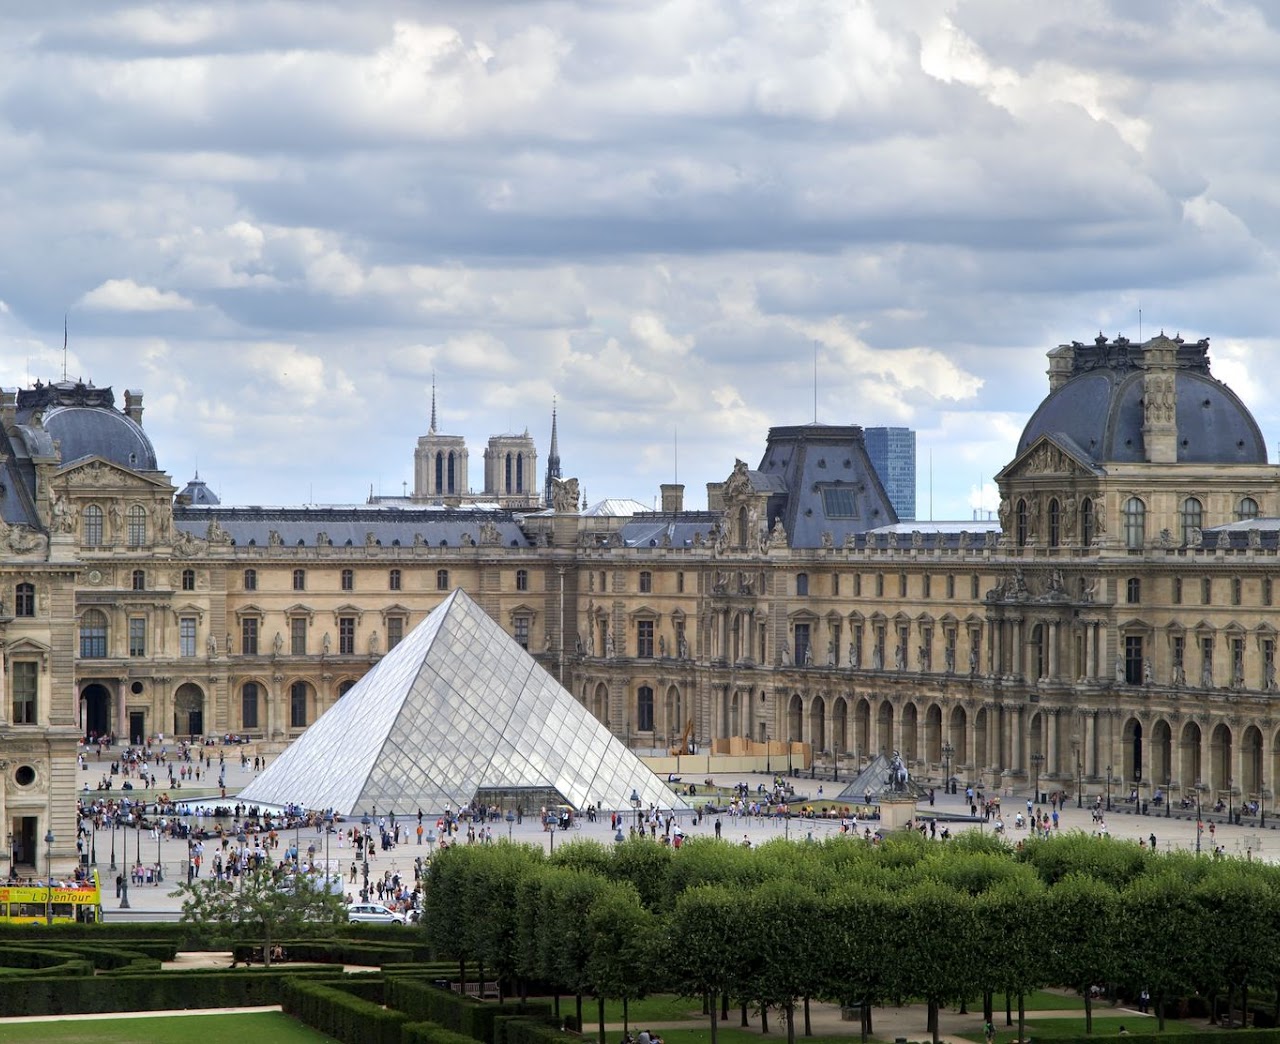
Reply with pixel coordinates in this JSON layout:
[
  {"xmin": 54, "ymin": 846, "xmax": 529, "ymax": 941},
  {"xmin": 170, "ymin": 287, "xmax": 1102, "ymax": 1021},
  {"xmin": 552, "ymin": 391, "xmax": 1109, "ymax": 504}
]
[{"xmin": 1, "ymin": 1, "xmax": 1278, "ymax": 517}]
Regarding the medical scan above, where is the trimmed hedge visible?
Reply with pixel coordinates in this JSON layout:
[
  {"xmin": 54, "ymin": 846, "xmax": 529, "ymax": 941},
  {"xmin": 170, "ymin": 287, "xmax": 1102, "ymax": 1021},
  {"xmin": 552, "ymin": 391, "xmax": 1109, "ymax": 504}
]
[
  {"xmin": 385, "ymin": 980, "xmax": 552, "ymax": 1044},
  {"xmin": 0, "ymin": 967, "xmax": 340, "ymax": 1016},
  {"xmin": 283, "ymin": 977, "xmax": 408, "ymax": 1044},
  {"xmin": 491, "ymin": 1012, "xmax": 578, "ymax": 1044},
  {"xmin": 402, "ymin": 1020, "xmax": 487, "ymax": 1044}
]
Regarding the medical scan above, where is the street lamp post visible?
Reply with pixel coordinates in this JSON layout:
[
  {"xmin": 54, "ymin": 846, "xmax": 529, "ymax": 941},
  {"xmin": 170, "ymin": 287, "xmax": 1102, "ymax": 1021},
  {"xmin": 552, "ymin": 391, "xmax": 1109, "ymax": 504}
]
[
  {"xmin": 426, "ymin": 830, "xmax": 436, "ymax": 860},
  {"xmin": 1166, "ymin": 776, "xmax": 1172, "ymax": 819},
  {"xmin": 155, "ymin": 821, "xmax": 162, "ymax": 884},
  {"xmin": 109, "ymin": 817, "xmax": 117, "ymax": 872},
  {"xmin": 766, "ymin": 729, "xmax": 771, "ymax": 775},
  {"xmin": 1228, "ymin": 778, "xmax": 1234, "ymax": 825},
  {"xmin": 1263, "ymin": 789, "xmax": 1268, "ymax": 828},
  {"xmin": 1076, "ymin": 751, "xmax": 1083, "ymax": 809},
  {"xmin": 324, "ymin": 811, "xmax": 334, "ymax": 881},
  {"xmin": 360, "ymin": 812, "xmax": 372, "ymax": 900},
  {"xmin": 942, "ymin": 741, "xmax": 955, "ymax": 796},
  {"xmin": 505, "ymin": 810, "xmax": 515, "ymax": 841},
  {"xmin": 630, "ymin": 789, "xmax": 641, "ymax": 828},
  {"xmin": 549, "ymin": 822, "xmax": 556, "ymax": 853},
  {"xmin": 1106, "ymin": 765, "xmax": 1112, "ymax": 812},
  {"xmin": 90, "ymin": 817, "xmax": 97, "ymax": 867},
  {"xmin": 135, "ymin": 807, "xmax": 142, "ymax": 869},
  {"xmin": 1196, "ymin": 788, "xmax": 1203, "ymax": 855},
  {"xmin": 44, "ymin": 829, "xmax": 55, "ymax": 925},
  {"xmin": 1030, "ymin": 751, "xmax": 1045, "ymax": 805}
]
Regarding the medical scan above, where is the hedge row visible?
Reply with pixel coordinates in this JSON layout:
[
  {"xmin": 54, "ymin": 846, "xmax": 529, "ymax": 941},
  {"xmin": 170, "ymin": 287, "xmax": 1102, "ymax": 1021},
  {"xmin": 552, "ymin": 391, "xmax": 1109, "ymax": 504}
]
[
  {"xmin": 402, "ymin": 1020, "xmax": 491, "ymax": 1044},
  {"xmin": 492, "ymin": 1012, "xmax": 578, "ymax": 1044},
  {"xmin": 0, "ymin": 967, "xmax": 339, "ymax": 1016},
  {"xmin": 283, "ymin": 978, "xmax": 409, "ymax": 1044},
  {"xmin": 385, "ymin": 980, "xmax": 552, "ymax": 1044}
]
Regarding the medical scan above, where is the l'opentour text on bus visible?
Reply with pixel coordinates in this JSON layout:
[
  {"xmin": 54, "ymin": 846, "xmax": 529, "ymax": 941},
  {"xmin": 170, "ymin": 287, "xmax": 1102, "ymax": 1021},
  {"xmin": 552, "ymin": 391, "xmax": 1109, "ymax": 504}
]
[{"xmin": 0, "ymin": 874, "xmax": 102, "ymax": 924}]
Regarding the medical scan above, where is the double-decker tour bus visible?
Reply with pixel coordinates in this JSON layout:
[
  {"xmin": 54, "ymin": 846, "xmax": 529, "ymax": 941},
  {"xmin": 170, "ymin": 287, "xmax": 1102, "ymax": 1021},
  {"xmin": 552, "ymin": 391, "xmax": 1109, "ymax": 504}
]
[{"xmin": 0, "ymin": 871, "xmax": 102, "ymax": 924}]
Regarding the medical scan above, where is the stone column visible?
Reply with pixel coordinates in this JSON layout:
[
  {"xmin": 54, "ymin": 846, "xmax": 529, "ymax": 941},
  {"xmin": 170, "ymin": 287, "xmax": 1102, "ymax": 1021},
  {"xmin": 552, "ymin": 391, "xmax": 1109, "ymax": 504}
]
[
  {"xmin": 1046, "ymin": 708, "xmax": 1059, "ymax": 777},
  {"xmin": 1084, "ymin": 711, "xmax": 1097, "ymax": 778},
  {"xmin": 1084, "ymin": 622, "xmax": 1095, "ymax": 680},
  {"xmin": 1048, "ymin": 621, "xmax": 1060, "ymax": 680},
  {"xmin": 1012, "ymin": 619, "xmax": 1023, "ymax": 679}
]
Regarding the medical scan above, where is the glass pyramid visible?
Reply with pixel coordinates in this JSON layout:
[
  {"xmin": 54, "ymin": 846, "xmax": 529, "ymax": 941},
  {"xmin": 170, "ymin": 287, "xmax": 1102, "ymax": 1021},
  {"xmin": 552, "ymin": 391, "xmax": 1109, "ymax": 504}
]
[{"xmin": 238, "ymin": 589, "xmax": 689, "ymax": 817}]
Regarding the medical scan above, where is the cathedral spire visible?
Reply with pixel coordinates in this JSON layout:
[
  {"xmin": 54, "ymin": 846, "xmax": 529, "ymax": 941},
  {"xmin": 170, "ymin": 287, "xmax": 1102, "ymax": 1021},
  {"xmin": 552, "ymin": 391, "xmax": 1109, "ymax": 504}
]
[
  {"xmin": 543, "ymin": 397, "xmax": 562, "ymax": 507},
  {"xmin": 429, "ymin": 374, "xmax": 438, "ymax": 434}
]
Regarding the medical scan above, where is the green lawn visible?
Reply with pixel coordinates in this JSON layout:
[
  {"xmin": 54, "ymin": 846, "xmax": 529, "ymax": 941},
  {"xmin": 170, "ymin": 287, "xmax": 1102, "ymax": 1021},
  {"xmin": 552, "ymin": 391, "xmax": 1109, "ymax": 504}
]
[
  {"xmin": 0, "ymin": 1011, "xmax": 335, "ymax": 1043},
  {"xmin": 974, "ymin": 1015, "xmax": 1201, "ymax": 1041},
  {"xmin": 618, "ymin": 1030, "xmax": 853, "ymax": 1044},
  {"xmin": 596, "ymin": 995, "xmax": 706, "ymax": 1023}
]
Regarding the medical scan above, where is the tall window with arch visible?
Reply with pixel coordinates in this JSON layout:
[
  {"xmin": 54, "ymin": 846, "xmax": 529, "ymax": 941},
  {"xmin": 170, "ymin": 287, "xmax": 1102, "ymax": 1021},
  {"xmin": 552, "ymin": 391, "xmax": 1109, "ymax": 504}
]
[
  {"xmin": 290, "ymin": 681, "xmax": 308, "ymax": 728},
  {"xmin": 1180, "ymin": 496, "xmax": 1203, "ymax": 545},
  {"xmin": 241, "ymin": 682, "xmax": 259, "ymax": 730},
  {"xmin": 1047, "ymin": 498, "xmax": 1061, "ymax": 547},
  {"xmin": 126, "ymin": 504, "xmax": 147, "ymax": 545},
  {"xmin": 636, "ymin": 685, "xmax": 654, "ymax": 732},
  {"xmin": 1123, "ymin": 497, "xmax": 1146, "ymax": 549},
  {"xmin": 1080, "ymin": 497, "xmax": 1094, "ymax": 545},
  {"xmin": 82, "ymin": 504, "xmax": 103, "ymax": 546},
  {"xmin": 1015, "ymin": 498, "xmax": 1028, "ymax": 546},
  {"xmin": 80, "ymin": 609, "xmax": 108, "ymax": 658},
  {"xmin": 14, "ymin": 582, "xmax": 34, "ymax": 617},
  {"xmin": 1237, "ymin": 496, "xmax": 1260, "ymax": 522}
]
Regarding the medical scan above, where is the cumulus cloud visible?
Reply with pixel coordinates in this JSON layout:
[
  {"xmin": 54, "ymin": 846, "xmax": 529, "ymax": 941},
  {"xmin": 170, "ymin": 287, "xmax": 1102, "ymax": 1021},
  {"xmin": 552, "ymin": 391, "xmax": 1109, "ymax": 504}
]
[
  {"xmin": 0, "ymin": 2, "xmax": 1277, "ymax": 507},
  {"xmin": 79, "ymin": 279, "xmax": 196, "ymax": 312}
]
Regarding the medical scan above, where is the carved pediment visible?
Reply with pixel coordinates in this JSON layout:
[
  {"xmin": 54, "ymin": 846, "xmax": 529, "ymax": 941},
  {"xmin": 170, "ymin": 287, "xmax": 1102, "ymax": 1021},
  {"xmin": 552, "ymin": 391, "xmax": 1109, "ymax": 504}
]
[
  {"xmin": 56, "ymin": 456, "xmax": 172, "ymax": 491},
  {"xmin": 722, "ymin": 459, "xmax": 753, "ymax": 500},
  {"xmin": 996, "ymin": 436, "xmax": 1097, "ymax": 482}
]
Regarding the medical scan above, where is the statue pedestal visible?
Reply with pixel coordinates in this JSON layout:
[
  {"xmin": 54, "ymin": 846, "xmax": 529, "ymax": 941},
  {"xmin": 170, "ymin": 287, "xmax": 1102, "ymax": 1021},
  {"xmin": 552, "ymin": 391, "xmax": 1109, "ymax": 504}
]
[{"xmin": 878, "ymin": 792, "xmax": 919, "ymax": 832}]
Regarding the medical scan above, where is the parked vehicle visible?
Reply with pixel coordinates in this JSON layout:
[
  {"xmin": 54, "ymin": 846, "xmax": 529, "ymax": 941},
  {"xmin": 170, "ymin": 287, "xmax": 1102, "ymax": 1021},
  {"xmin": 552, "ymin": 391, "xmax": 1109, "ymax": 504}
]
[{"xmin": 347, "ymin": 902, "xmax": 406, "ymax": 925}]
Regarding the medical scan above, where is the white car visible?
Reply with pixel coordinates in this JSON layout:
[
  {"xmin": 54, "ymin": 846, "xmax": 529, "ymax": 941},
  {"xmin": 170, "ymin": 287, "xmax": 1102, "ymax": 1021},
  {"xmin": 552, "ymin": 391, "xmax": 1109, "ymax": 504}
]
[{"xmin": 347, "ymin": 902, "xmax": 406, "ymax": 925}]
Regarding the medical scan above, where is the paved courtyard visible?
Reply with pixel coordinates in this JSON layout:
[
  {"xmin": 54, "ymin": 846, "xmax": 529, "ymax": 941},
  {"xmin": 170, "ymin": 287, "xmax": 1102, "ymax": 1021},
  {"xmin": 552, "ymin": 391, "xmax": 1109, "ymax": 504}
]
[{"xmin": 75, "ymin": 743, "xmax": 1272, "ymax": 918}]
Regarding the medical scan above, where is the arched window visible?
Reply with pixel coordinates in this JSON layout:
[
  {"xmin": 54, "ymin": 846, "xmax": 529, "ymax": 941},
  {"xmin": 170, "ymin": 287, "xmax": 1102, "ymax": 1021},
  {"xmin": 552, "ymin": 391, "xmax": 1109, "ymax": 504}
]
[
  {"xmin": 80, "ymin": 609, "xmax": 108, "ymax": 658},
  {"xmin": 14, "ymin": 582, "xmax": 34, "ymax": 617},
  {"xmin": 447, "ymin": 451, "xmax": 456, "ymax": 493},
  {"xmin": 1124, "ymin": 497, "xmax": 1146, "ymax": 549},
  {"xmin": 241, "ymin": 682, "xmax": 259, "ymax": 730},
  {"xmin": 436, "ymin": 569, "xmax": 449, "ymax": 591},
  {"xmin": 290, "ymin": 681, "xmax": 308, "ymax": 728},
  {"xmin": 1048, "ymin": 498, "xmax": 1060, "ymax": 548},
  {"xmin": 337, "ymin": 680, "xmax": 356, "ymax": 698},
  {"xmin": 126, "ymin": 504, "xmax": 147, "ymax": 546},
  {"xmin": 516, "ymin": 452, "xmax": 524, "ymax": 493},
  {"xmin": 1180, "ymin": 497, "xmax": 1203, "ymax": 545},
  {"xmin": 434, "ymin": 451, "xmax": 444, "ymax": 494},
  {"xmin": 1080, "ymin": 498, "xmax": 1094, "ymax": 545},
  {"xmin": 1015, "ymin": 498, "xmax": 1028, "ymax": 547},
  {"xmin": 131, "ymin": 569, "xmax": 145, "ymax": 591},
  {"xmin": 738, "ymin": 506, "xmax": 749, "ymax": 549},
  {"xmin": 82, "ymin": 505, "xmax": 103, "ymax": 546},
  {"xmin": 243, "ymin": 568, "xmax": 257, "ymax": 591},
  {"xmin": 637, "ymin": 685, "xmax": 654, "ymax": 732},
  {"xmin": 1237, "ymin": 497, "xmax": 1260, "ymax": 522}
]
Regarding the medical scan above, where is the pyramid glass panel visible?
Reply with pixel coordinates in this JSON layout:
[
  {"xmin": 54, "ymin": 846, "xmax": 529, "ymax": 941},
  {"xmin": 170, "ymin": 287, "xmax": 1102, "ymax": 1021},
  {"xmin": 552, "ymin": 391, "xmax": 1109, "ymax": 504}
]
[{"xmin": 238, "ymin": 589, "xmax": 688, "ymax": 816}]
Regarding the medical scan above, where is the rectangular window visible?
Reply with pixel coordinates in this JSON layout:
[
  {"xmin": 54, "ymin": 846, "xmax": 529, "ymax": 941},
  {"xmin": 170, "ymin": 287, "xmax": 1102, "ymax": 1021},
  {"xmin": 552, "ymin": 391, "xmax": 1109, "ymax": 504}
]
[
  {"xmin": 179, "ymin": 617, "xmax": 196, "ymax": 657},
  {"xmin": 129, "ymin": 617, "xmax": 147, "ymax": 657},
  {"xmin": 854, "ymin": 573, "xmax": 862, "ymax": 597},
  {"xmin": 14, "ymin": 584, "xmax": 34, "ymax": 617},
  {"xmin": 677, "ymin": 572, "xmax": 685, "ymax": 593},
  {"xmin": 971, "ymin": 575, "xmax": 980, "ymax": 600},
  {"xmin": 241, "ymin": 618, "xmax": 259, "ymax": 656},
  {"xmin": 291, "ymin": 617, "xmax": 307, "ymax": 656},
  {"xmin": 875, "ymin": 574, "xmax": 884, "ymax": 598},
  {"xmin": 1232, "ymin": 578, "xmax": 1242, "ymax": 606},
  {"xmin": 637, "ymin": 619, "xmax": 654, "ymax": 658},
  {"xmin": 387, "ymin": 617, "xmax": 404, "ymax": 649},
  {"xmin": 181, "ymin": 569, "xmax": 195, "ymax": 591},
  {"xmin": 293, "ymin": 569, "xmax": 306, "ymax": 592},
  {"xmin": 1125, "ymin": 635, "xmax": 1144, "ymax": 685},
  {"xmin": 1172, "ymin": 577, "xmax": 1182, "ymax": 605},
  {"xmin": 516, "ymin": 569, "xmax": 529, "ymax": 592},
  {"xmin": 436, "ymin": 569, "xmax": 449, "ymax": 591},
  {"xmin": 389, "ymin": 569, "xmax": 401, "ymax": 591},
  {"xmin": 1266, "ymin": 578, "xmax": 1274, "ymax": 607},
  {"xmin": 794, "ymin": 623, "xmax": 811, "ymax": 667},
  {"xmin": 514, "ymin": 616, "xmax": 530, "ymax": 650},
  {"xmin": 1126, "ymin": 578, "xmax": 1141, "ymax": 604},
  {"xmin": 339, "ymin": 616, "xmax": 355, "ymax": 655},
  {"xmin": 1202, "ymin": 577, "xmax": 1212, "ymax": 605},
  {"xmin": 1172, "ymin": 635, "xmax": 1185, "ymax": 672},
  {"xmin": 831, "ymin": 573, "xmax": 840, "ymax": 597},
  {"xmin": 946, "ymin": 574, "xmax": 955, "ymax": 599},
  {"xmin": 923, "ymin": 574, "xmax": 932, "ymax": 598},
  {"xmin": 1233, "ymin": 637, "xmax": 1245, "ymax": 685},
  {"xmin": 11, "ymin": 661, "xmax": 37, "ymax": 725},
  {"xmin": 821, "ymin": 487, "xmax": 857, "ymax": 517},
  {"xmin": 898, "ymin": 573, "xmax": 907, "ymax": 597},
  {"xmin": 341, "ymin": 568, "xmax": 354, "ymax": 592},
  {"xmin": 1202, "ymin": 637, "xmax": 1214, "ymax": 682}
]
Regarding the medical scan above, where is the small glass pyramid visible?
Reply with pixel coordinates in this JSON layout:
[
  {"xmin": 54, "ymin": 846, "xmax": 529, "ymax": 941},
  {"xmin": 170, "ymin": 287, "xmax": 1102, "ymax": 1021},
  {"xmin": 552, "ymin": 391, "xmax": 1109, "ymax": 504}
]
[{"xmin": 238, "ymin": 589, "xmax": 689, "ymax": 817}]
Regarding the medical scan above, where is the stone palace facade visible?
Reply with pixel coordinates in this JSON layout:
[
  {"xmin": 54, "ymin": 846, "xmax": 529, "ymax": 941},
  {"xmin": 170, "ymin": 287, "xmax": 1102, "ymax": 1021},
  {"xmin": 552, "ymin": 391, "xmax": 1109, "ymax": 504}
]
[{"xmin": 4, "ymin": 331, "xmax": 1279, "ymax": 869}]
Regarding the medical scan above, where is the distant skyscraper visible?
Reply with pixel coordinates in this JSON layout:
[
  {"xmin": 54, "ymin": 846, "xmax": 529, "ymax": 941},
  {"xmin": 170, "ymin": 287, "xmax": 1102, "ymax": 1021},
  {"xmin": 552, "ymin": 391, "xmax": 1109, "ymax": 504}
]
[{"xmin": 864, "ymin": 426, "xmax": 916, "ymax": 521}]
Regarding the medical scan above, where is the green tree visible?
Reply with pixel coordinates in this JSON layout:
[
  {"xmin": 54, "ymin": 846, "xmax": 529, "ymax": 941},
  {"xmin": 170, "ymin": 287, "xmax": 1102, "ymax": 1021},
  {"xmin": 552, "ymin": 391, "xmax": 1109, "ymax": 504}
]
[
  {"xmin": 748, "ymin": 879, "xmax": 824, "ymax": 1044},
  {"xmin": 585, "ymin": 880, "xmax": 659, "ymax": 1042},
  {"xmin": 1194, "ymin": 862, "xmax": 1275, "ymax": 1025},
  {"xmin": 886, "ymin": 880, "xmax": 975, "ymax": 1044},
  {"xmin": 174, "ymin": 865, "xmax": 344, "ymax": 968},
  {"xmin": 1043, "ymin": 873, "xmax": 1120, "ymax": 1033},
  {"xmin": 825, "ymin": 884, "xmax": 892, "ymax": 1044},
  {"xmin": 972, "ymin": 875, "xmax": 1047, "ymax": 1042},
  {"xmin": 665, "ymin": 884, "xmax": 741, "ymax": 1044},
  {"xmin": 1121, "ymin": 871, "xmax": 1200, "ymax": 1030}
]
